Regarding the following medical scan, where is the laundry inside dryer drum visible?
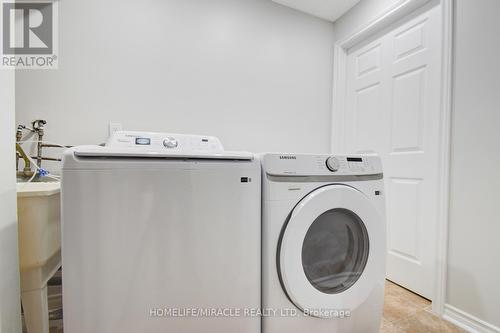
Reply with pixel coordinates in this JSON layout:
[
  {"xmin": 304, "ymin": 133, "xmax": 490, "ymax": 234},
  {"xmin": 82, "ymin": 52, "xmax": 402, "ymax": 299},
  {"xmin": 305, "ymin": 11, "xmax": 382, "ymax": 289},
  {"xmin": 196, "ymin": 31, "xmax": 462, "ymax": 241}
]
[{"xmin": 301, "ymin": 208, "xmax": 370, "ymax": 294}]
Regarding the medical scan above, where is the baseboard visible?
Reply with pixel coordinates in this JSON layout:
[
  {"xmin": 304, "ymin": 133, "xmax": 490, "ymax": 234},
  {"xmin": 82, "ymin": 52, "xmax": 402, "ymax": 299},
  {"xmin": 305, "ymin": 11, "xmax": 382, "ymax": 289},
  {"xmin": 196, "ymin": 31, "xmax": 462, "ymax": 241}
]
[{"xmin": 443, "ymin": 304, "xmax": 500, "ymax": 333}]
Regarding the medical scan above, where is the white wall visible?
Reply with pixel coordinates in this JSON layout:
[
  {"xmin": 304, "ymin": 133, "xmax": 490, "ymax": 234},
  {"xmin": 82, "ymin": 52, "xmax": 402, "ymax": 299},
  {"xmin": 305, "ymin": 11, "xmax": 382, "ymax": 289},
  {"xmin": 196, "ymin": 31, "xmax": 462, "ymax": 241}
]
[
  {"xmin": 0, "ymin": 70, "xmax": 22, "ymax": 332},
  {"xmin": 447, "ymin": 0, "xmax": 500, "ymax": 328},
  {"xmin": 15, "ymin": 0, "xmax": 334, "ymax": 168}
]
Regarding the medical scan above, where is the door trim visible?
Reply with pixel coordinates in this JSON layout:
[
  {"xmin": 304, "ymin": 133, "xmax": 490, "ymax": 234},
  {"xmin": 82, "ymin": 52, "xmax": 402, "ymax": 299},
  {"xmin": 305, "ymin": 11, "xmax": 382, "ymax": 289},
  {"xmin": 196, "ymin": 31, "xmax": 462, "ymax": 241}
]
[{"xmin": 330, "ymin": 0, "xmax": 454, "ymax": 316}]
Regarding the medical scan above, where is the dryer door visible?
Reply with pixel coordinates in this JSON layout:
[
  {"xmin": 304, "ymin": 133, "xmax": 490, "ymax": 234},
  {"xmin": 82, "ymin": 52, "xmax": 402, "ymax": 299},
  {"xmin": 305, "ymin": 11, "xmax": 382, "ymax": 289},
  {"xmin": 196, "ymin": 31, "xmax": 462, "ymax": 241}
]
[{"xmin": 278, "ymin": 184, "xmax": 385, "ymax": 318}]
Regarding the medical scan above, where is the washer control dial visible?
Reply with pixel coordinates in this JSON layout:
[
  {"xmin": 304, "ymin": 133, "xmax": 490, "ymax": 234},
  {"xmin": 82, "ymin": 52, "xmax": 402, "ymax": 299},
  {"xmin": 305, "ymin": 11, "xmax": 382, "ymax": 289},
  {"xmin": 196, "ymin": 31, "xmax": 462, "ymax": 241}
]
[
  {"xmin": 326, "ymin": 156, "xmax": 340, "ymax": 172},
  {"xmin": 163, "ymin": 137, "xmax": 178, "ymax": 148}
]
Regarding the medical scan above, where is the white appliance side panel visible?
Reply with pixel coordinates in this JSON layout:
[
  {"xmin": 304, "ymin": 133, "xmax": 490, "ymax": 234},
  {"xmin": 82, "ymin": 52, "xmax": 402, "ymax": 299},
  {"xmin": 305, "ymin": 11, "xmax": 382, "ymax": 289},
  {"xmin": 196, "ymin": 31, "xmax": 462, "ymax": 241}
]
[{"xmin": 62, "ymin": 163, "xmax": 260, "ymax": 333}]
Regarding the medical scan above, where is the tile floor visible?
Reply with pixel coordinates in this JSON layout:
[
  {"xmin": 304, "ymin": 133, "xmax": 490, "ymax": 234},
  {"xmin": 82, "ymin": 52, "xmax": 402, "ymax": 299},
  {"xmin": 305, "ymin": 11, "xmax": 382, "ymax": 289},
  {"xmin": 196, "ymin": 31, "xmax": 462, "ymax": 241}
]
[
  {"xmin": 41, "ymin": 280, "xmax": 466, "ymax": 333},
  {"xmin": 381, "ymin": 280, "xmax": 465, "ymax": 332}
]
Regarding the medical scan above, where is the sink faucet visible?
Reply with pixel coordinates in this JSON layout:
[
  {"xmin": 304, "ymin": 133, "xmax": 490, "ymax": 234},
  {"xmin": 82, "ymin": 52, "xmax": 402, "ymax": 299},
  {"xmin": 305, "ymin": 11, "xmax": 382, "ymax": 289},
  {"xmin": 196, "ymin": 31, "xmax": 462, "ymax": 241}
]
[
  {"xmin": 16, "ymin": 143, "xmax": 33, "ymax": 177},
  {"xmin": 16, "ymin": 120, "xmax": 72, "ymax": 180},
  {"xmin": 16, "ymin": 120, "xmax": 46, "ymax": 178},
  {"xmin": 16, "ymin": 125, "xmax": 25, "ymax": 173}
]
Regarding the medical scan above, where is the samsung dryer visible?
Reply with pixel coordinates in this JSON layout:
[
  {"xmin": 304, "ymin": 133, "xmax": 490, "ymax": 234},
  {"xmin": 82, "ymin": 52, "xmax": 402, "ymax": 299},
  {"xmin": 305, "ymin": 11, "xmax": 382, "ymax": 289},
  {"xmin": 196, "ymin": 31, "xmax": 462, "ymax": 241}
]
[
  {"xmin": 61, "ymin": 131, "xmax": 261, "ymax": 333},
  {"xmin": 261, "ymin": 153, "xmax": 386, "ymax": 333}
]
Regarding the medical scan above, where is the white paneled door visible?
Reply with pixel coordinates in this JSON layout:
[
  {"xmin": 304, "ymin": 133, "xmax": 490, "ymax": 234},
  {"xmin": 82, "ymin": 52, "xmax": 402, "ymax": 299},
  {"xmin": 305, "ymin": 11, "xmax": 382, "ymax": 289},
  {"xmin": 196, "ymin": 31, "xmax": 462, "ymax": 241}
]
[{"xmin": 343, "ymin": 5, "xmax": 442, "ymax": 299}]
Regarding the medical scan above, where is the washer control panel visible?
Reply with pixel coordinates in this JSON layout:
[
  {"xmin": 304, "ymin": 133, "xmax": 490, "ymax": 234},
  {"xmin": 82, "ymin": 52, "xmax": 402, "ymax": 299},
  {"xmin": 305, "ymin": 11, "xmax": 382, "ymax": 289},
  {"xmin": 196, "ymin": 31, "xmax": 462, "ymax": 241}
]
[
  {"xmin": 263, "ymin": 153, "xmax": 382, "ymax": 176},
  {"xmin": 106, "ymin": 131, "xmax": 224, "ymax": 152}
]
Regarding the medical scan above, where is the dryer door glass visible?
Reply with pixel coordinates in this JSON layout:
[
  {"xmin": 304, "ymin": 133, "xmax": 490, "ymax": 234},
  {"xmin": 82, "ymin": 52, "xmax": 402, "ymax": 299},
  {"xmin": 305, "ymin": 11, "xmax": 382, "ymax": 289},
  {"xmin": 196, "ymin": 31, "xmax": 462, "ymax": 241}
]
[{"xmin": 301, "ymin": 208, "xmax": 369, "ymax": 294}]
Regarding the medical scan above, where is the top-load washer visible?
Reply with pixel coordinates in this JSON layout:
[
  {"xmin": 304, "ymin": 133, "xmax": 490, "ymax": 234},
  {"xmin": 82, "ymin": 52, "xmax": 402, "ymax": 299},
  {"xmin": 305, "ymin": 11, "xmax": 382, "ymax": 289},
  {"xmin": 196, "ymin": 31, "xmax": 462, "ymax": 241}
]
[
  {"xmin": 61, "ymin": 131, "xmax": 261, "ymax": 333},
  {"xmin": 261, "ymin": 153, "xmax": 386, "ymax": 333}
]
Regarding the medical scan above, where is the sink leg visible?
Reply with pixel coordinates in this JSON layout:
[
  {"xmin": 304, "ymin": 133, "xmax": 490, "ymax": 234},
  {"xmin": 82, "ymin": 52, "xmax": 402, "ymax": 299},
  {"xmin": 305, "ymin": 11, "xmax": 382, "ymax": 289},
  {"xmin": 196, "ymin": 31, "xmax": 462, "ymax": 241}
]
[{"xmin": 21, "ymin": 285, "xmax": 49, "ymax": 333}]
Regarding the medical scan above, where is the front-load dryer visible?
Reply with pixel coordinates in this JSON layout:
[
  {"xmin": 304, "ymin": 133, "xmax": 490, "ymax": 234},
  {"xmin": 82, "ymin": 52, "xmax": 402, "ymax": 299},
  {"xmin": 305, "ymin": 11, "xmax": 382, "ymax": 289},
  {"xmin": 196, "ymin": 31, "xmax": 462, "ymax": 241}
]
[
  {"xmin": 261, "ymin": 153, "xmax": 386, "ymax": 333},
  {"xmin": 61, "ymin": 131, "xmax": 261, "ymax": 333}
]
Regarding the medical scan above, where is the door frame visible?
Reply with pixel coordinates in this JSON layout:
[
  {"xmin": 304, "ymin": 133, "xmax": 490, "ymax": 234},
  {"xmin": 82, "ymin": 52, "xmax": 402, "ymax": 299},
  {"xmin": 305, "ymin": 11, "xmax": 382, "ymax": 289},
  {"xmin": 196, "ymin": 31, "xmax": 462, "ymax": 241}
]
[{"xmin": 330, "ymin": 0, "xmax": 454, "ymax": 316}]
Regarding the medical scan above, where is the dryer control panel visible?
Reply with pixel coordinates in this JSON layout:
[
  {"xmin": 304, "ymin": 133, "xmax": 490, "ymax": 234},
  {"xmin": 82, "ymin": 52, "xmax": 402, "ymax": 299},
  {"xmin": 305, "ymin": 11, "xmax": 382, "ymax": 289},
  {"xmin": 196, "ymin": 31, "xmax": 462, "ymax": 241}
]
[
  {"xmin": 106, "ymin": 131, "xmax": 224, "ymax": 152},
  {"xmin": 262, "ymin": 153, "xmax": 383, "ymax": 177}
]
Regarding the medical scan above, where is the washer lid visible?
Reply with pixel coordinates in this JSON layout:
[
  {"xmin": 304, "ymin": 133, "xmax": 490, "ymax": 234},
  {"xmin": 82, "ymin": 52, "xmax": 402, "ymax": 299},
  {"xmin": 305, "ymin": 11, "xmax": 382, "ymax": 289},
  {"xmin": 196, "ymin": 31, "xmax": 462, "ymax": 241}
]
[
  {"xmin": 278, "ymin": 184, "xmax": 385, "ymax": 318},
  {"xmin": 73, "ymin": 146, "xmax": 253, "ymax": 160}
]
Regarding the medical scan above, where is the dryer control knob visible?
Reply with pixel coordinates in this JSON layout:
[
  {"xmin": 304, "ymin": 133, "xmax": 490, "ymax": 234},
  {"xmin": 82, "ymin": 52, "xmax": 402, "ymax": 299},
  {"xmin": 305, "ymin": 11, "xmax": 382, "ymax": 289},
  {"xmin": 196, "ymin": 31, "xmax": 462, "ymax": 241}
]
[
  {"xmin": 326, "ymin": 157, "xmax": 340, "ymax": 172},
  {"xmin": 163, "ymin": 137, "xmax": 178, "ymax": 148}
]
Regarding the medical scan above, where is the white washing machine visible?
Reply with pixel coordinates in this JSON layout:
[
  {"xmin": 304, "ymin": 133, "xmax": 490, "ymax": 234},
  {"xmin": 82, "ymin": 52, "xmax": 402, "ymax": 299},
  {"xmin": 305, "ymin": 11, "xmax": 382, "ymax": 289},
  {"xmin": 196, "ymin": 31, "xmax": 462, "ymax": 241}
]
[
  {"xmin": 61, "ymin": 131, "xmax": 261, "ymax": 333},
  {"xmin": 261, "ymin": 153, "xmax": 386, "ymax": 333}
]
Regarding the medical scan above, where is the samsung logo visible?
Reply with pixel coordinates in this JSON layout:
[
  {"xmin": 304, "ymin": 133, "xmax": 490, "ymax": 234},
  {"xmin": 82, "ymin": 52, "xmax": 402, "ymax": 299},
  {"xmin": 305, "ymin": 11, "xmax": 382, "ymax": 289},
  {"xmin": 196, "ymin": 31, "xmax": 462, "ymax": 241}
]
[{"xmin": 279, "ymin": 156, "xmax": 296, "ymax": 160}]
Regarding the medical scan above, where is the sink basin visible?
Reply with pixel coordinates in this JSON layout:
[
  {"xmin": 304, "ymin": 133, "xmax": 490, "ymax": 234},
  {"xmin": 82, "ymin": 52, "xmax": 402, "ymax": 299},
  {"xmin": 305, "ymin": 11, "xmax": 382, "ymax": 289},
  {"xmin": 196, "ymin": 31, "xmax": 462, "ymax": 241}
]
[
  {"xmin": 17, "ymin": 181, "xmax": 61, "ymax": 333},
  {"xmin": 17, "ymin": 181, "xmax": 61, "ymax": 271}
]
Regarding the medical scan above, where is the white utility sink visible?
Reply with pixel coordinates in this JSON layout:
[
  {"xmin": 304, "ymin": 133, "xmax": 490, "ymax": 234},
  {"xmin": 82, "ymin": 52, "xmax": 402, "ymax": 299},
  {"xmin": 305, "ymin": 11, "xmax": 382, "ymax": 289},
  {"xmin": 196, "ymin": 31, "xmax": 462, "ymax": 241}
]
[{"xmin": 17, "ymin": 181, "xmax": 61, "ymax": 333}]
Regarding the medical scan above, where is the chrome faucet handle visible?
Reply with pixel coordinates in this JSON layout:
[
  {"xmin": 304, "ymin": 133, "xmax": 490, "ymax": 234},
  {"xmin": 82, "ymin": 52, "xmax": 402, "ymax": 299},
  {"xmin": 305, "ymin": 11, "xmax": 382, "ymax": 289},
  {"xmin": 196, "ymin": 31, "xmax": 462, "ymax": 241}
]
[
  {"xmin": 32, "ymin": 119, "xmax": 47, "ymax": 131},
  {"xmin": 17, "ymin": 123, "xmax": 35, "ymax": 133}
]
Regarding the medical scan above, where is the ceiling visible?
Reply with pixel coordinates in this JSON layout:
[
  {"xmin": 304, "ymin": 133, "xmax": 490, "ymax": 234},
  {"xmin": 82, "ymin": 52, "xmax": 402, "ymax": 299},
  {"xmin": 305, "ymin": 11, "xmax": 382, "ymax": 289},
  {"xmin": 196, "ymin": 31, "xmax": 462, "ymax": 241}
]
[{"xmin": 271, "ymin": 0, "xmax": 362, "ymax": 22}]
